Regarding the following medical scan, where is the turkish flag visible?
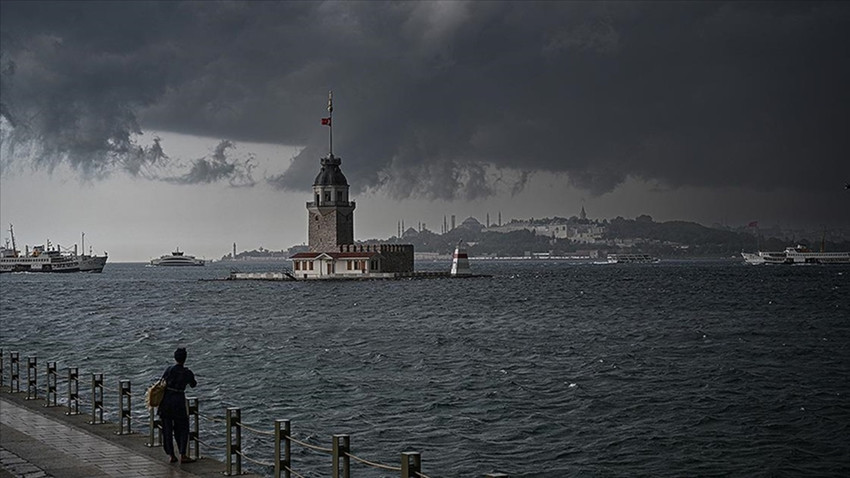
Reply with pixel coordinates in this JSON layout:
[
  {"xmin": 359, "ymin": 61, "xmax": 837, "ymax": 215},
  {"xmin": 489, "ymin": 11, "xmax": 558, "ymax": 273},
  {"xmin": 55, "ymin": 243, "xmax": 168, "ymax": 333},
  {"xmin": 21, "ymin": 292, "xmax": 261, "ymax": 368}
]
[{"xmin": 321, "ymin": 117, "xmax": 331, "ymax": 126}]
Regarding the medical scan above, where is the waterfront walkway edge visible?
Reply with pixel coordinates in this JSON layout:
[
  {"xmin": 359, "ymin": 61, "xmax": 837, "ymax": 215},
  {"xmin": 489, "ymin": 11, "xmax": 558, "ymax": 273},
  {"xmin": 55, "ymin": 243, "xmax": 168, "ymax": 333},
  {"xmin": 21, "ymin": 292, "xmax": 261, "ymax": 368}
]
[{"xmin": 0, "ymin": 386, "xmax": 260, "ymax": 478}]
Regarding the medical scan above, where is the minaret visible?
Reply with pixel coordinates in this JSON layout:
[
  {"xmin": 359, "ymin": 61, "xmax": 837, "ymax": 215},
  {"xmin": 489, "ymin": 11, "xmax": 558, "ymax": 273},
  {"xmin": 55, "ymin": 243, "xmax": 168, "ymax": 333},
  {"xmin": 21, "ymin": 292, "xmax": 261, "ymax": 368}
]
[{"xmin": 307, "ymin": 91, "xmax": 356, "ymax": 252}]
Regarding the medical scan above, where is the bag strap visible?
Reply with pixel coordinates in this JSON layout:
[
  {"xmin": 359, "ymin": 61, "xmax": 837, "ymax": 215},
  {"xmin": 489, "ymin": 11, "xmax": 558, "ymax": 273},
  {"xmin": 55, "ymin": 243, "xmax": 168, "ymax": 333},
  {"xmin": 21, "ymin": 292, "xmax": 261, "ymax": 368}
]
[{"xmin": 161, "ymin": 365, "xmax": 173, "ymax": 383}]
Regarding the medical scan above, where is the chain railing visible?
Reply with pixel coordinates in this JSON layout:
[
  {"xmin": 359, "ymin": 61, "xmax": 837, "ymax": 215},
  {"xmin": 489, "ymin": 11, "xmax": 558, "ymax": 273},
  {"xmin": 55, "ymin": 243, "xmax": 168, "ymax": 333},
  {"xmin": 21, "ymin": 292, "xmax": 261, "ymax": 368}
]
[
  {"xmin": 118, "ymin": 380, "xmax": 132, "ymax": 435},
  {"xmin": 0, "ymin": 350, "xmax": 510, "ymax": 477},
  {"xmin": 90, "ymin": 373, "xmax": 104, "ymax": 424},
  {"xmin": 225, "ymin": 407, "xmax": 243, "ymax": 475},
  {"xmin": 187, "ymin": 396, "xmax": 200, "ymax": 460},
  {"xmin": 9, "ymin": 351, "xmax": 20, "ymax": 393},
  {"xmin": 45, "ymin": 361, "xmax": 58, "ymax": 407},
  {"xmin": 66, "ymin": 366, "xmax": 80, "ymax": 415},
  {"xmin": 26, "ymin": 356, "xmax": 37, "ymax": 400},
  {"xmin": 146, "ymin": 405, "xmax": 163, "ymax": 447},
  {"xmin": 220, "ymin": 406, "xmax": 443, "ymax": 478}
]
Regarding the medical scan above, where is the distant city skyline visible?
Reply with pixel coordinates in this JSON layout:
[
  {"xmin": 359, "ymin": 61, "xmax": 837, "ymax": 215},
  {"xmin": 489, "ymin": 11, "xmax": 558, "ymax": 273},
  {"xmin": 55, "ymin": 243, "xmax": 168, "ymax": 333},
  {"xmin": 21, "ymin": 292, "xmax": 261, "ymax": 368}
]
[{"xmin": 2, "ymin": 2, "xmax": 848, "ymax": 261}]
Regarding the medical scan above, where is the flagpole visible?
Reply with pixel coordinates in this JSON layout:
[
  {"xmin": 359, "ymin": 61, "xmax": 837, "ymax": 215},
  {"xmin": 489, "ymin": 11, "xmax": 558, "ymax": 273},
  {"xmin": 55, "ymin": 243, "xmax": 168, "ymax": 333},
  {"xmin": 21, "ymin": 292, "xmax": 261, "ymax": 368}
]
[{"xmin": 328, "ymin": 91, "xmax": 333, "ymax": 157}]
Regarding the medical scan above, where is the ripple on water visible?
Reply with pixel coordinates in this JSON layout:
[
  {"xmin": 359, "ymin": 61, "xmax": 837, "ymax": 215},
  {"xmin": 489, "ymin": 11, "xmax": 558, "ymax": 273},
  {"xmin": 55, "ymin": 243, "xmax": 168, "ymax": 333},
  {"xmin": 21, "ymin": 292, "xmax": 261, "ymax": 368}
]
[{"xmin": 2, "ymin": 261, "xmax": 849, "ymax": 476}]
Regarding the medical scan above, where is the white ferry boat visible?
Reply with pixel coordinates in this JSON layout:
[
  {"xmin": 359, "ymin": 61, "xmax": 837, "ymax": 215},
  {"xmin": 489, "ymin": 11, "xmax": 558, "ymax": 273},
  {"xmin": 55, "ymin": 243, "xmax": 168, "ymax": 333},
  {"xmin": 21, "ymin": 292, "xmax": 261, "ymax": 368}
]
[
  {"xmin": 1, "ymin": 244, "xmax": 80, "ymax": 273},
  {"xmin": 151, "ymin": 248, "xmax": 205, "ymax": 266},
  {"xmin": 741, "ymin": 245, "xmax": 850, "ymax": 265},
  {"xmin": 0, "ymin": 226, "xmax": 108, "ymax": 273},
  {"xmin": 607, "ymin": 253, "xmax": 659, "ymax": 264}
]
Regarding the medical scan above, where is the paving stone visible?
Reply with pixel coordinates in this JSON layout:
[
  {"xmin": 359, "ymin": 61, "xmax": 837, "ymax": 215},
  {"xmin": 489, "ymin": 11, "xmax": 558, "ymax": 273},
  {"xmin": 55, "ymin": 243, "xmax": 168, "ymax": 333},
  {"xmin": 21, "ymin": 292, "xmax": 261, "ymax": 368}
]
[{"xmin": 1, "ymin": 395, "xmax": 245, "ymax": 478}]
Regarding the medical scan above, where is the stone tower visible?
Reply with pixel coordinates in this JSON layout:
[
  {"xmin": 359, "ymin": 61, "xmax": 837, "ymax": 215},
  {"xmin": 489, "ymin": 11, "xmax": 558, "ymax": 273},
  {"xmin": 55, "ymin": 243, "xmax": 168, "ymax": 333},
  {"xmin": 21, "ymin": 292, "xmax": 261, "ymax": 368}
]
[{"xmin": 307, "ymin": 154, "xmax": 355, "ymax": 251}]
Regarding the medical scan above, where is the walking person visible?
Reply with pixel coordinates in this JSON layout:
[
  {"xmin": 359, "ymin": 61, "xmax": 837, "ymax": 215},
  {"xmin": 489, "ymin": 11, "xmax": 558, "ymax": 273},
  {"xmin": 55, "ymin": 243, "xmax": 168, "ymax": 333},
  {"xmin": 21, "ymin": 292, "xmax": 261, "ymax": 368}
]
[{"xmin": 159, "ymin": 347, "xmax": 197, "ymax": 464}]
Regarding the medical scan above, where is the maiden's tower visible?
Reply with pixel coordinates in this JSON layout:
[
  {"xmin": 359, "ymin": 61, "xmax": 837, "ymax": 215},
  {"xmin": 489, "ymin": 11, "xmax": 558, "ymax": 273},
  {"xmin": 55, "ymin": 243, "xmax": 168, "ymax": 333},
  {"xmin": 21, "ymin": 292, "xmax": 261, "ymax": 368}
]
[{"xmin": 290, "ymin": 92, "xmax": 414, "ymax": 279}]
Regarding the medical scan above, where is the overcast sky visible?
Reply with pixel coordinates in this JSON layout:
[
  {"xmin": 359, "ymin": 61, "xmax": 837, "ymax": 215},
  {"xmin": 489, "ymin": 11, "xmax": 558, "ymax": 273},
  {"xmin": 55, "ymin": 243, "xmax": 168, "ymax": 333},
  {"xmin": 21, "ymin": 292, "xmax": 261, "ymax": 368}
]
[{"xmin": 1, "ymin": 1, "xmax": 848, "ymax": 261}]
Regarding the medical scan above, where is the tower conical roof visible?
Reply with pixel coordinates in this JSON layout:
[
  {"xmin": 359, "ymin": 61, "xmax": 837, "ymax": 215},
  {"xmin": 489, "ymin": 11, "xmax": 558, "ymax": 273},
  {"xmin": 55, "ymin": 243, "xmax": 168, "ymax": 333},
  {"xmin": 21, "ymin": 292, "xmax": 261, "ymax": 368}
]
[{"xmin": 313, "ymin": 154, "xmax": 348, "ymax": 186}]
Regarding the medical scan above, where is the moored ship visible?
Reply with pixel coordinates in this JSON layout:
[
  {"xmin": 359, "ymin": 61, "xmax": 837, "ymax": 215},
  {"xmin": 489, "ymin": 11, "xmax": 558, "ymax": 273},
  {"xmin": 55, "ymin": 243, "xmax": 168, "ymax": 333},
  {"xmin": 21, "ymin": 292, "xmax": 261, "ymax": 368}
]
[
  {"xmin": 741, "ymin": 245, "xmax": 850, "ymax": 265},
  {"xmin": 607, "ymin": 253, "xmax": 659, "ymax": 264},
  {"xmin": 151, "ymin": 248, "xmax": 205, "ymax": 266},
  {"xmin": 0, "ymin": 225, "xmax": 108, "ymax": 273}
]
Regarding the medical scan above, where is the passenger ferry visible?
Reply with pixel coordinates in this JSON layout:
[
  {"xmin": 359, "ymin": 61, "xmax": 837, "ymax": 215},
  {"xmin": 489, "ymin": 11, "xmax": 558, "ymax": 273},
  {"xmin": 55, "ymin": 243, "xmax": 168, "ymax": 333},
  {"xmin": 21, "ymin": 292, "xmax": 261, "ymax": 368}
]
[
  {"xmin": 1, "ymin": 244, "xmax": 81, "ymax": 273},
  {"xmin": 0, "ymin": 226, "xmax": 108, "ymax": 273},
  {"xmin": 151, "ymin": 248, "xmax": 205, "ymax": 266},
  {"xmin": 741, "ymin": 245, "xmax": 850, "ymax": 265}
]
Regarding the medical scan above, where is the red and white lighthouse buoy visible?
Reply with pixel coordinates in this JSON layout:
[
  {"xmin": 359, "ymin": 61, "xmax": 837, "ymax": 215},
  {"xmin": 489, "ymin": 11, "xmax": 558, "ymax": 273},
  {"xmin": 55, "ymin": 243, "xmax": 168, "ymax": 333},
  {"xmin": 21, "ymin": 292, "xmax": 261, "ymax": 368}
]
[{"xmin": 451, "ymin": 241, "xmax": 471, "ymax": 276}]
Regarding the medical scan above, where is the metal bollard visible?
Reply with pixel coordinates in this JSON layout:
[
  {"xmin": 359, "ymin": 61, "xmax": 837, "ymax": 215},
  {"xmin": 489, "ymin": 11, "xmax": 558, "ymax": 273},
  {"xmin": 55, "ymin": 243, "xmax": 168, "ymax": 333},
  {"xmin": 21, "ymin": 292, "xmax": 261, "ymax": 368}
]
[
  {"xmin": 187, "ymin": 397, "xmax": 200, "ymax": 460},
  {"xmin": 90, "ymin": 373, "xmax": 104, "ymax": 424},
  {"xmin": 26, "ymin": 356, "xmax": 37, "ymax": 400},
  {"xmin": 117, "ymin": 380, "xmax": 132, "ymax": 435},
  {"xmin": 44, "ymin": 362, "xmax": 58, "ymax": 407},
  {"xmin": 401, "ymin": 452, "xmax": 422, "ymax": 478},
  {"xmin": 225, "ymin": 407, "xmax": 242, "ymax": 476},
  {"xmin": 274, "ymin": 419, "xmax": 291, "ymax": 478},
  {"xmin": 146, "ymin": 407, "xmax": 162, "ymax": 447},
  {"xmin": 66, "ymin": 367, "xmax": 80, "ymax": 415},
  {"xmin": 9, "ymin": 352, "xmax": 20, "ymax": 393},
  {"xmin": 332, "ymin": 434, "xmax": 350, "ymax": 478}
]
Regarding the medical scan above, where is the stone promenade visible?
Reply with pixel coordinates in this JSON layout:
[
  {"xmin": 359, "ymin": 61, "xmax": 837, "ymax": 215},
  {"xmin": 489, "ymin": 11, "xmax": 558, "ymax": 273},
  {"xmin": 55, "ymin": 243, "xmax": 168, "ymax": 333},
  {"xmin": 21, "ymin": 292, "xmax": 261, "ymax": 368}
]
[{"xmin": 0, "ymin": 388, "xmax": 260, "ymax": 478}]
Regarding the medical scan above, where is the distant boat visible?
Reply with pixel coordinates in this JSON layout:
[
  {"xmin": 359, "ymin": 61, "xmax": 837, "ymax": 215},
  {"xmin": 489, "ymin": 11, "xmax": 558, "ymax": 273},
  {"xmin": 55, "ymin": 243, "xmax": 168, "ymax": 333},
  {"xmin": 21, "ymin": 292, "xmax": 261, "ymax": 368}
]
[
  {"xmin": 742, "ymin": 245, "xmax": 850, "ymax": 265},
  {"xmin": 151, "ymin": 248, "xmax": 205, "ymax": 266},
  {"xmin": 0, "ymin": 225, "xmax": 108, "ymax": 273},
  {"xmin": 78, "ymin": 254, "xmax": 108, "ymax": 272},
  {"xmin": 1, "ymin": 244, "xmax": 81, "ymax": 273},
  {"xmin": 606, "ymin": 253, "xmax": 659, "ymax": 264}
]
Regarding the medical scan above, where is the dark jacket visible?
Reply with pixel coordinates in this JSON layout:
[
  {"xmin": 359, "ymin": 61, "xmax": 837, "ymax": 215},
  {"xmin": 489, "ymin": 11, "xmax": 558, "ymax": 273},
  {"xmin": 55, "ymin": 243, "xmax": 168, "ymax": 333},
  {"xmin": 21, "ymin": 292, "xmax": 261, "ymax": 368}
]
[{"xmin": 157, "ymin": 364, "xmax": 197, "ymax": 417}]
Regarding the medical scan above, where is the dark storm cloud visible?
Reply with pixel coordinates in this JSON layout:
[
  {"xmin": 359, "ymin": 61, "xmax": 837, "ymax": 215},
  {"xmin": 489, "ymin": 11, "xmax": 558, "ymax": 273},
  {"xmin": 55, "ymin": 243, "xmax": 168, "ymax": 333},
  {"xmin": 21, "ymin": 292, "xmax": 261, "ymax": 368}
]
[
  {"xmin": 2, "ymin": 1, "xmax": 848, "ymax": 199},
  {"xmin": 165, "ymin": 140, "xmax": 255, "ymax": 187}
]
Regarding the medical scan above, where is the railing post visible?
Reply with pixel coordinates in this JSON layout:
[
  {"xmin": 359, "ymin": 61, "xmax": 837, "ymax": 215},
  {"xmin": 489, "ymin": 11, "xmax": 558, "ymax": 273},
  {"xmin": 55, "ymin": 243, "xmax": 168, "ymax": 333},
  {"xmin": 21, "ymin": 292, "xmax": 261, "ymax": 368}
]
[
  {"xmin": 401, "ymin": 452, "xmax": 421, "ymax": 478},
  {"xmin": 9, "ymin": 352, "xmax": 20, "ymax": 393},
  {"xmin": 226, "ymin": 407, "xmax": 242, "ymax": 476},
  {"xmin": 66, "ymin": 367, "xmax": 80, "ymax": 415},
  {"xmin": 274, "ymin": 419, "xmax": 291, "ymax": 478},
  {"xmin": 186, "ymin": 397, "xmax": 200, "ymax": 460},
  {"xmin": 117, "ymin": 380, "xmax": 132, "ymax": 435},
  {"xmin": 332, "ymin": 434, "xmax": 350, "ymax": 478},
  {"xmin": 146, "ymin": 407, "xmax": 162, "ymax": 447},
  {"xmin": 44, "ymin": 361, "xmax": 58, "ymax": 407},
  {"xmin": 90, "ymin": 373, "xmax": 104, "ymax": 424},
  {"xmin": 25, "ymin": 356, "xmax": 37, "ymax": 400}
]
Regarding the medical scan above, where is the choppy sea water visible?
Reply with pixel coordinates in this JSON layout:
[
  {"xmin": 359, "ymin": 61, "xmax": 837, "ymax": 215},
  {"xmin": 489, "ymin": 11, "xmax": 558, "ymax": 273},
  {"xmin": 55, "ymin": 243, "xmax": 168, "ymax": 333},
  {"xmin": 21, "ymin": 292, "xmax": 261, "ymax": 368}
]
[{"xmin": 1, "ymin": 260, "xmax": 849, "ymax": 477}]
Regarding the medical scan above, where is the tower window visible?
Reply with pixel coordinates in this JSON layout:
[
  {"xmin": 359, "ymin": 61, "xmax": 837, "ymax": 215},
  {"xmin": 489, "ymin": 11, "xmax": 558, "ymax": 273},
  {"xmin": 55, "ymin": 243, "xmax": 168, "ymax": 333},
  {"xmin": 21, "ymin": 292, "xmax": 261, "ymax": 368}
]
[{"xmin": 325, "ymin": 192, "xmax": 331, "ymax": 202}]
